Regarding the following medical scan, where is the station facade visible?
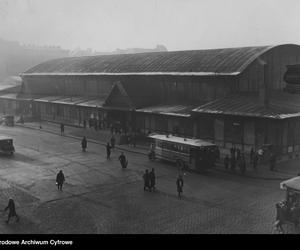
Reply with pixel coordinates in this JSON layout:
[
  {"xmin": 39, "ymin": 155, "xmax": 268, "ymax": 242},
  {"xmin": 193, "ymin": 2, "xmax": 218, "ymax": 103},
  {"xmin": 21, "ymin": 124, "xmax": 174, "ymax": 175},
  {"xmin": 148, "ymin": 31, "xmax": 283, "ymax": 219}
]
[{"xmin": 3, "ymin": 44, "xmax": 300, "ymax": 158}]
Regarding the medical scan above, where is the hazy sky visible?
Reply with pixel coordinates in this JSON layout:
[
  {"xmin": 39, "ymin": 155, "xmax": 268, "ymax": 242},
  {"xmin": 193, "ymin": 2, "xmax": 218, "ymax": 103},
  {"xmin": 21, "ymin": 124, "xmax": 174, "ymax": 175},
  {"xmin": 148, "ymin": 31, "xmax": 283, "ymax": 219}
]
[{"xmin": 0, "ymin": 0, "xmax": 300, "ymax": 51}]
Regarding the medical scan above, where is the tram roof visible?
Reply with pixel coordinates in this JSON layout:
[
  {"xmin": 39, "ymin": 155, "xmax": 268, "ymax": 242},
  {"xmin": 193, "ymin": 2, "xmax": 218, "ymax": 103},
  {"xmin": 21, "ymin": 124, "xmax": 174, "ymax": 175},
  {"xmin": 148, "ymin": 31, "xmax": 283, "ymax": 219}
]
[
  {"xmin": 148, "ymin": 133, "xmax": 216, "ymax": 147},
  {"xmin": 280, "ymin": 176, "xmax": 300, "ymax": 192}
]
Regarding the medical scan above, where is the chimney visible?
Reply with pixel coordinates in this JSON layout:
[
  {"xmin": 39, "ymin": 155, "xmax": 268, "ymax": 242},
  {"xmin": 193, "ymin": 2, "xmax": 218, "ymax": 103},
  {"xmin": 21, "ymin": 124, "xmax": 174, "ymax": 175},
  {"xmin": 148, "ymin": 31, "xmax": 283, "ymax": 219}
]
[{"xmin": 259, "ymin": 63, "xmax": 269, "ymax": 108}]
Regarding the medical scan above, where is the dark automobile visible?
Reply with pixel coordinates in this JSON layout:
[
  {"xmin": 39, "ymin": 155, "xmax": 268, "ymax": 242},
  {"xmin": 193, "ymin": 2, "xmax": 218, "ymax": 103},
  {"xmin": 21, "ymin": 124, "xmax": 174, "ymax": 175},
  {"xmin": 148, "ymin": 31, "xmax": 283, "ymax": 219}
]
[{"xmin": 0, "ymin": 136, "xmax": 15, "ymax": 155}]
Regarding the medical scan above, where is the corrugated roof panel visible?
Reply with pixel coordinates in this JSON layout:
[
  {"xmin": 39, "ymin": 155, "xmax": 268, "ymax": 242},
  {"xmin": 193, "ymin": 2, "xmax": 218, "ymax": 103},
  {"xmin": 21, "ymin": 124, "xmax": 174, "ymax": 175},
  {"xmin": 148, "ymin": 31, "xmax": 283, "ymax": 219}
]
[
  {"xmin": 192, "ymin": 92, "xmax": 300, "ymax": 119},
  {"xmin": 137, "ymin": 104, "xmax": 196, "ymax": 117},
  {"xmin": 23, "ymin": 45, "xmax": 280, "ymax": 75}
]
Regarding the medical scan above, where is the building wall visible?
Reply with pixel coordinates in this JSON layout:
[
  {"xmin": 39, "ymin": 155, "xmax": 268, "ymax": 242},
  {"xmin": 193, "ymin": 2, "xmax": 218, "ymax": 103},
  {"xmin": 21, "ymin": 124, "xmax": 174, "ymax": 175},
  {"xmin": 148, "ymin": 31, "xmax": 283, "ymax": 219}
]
[
  {"xmin": 22, "ymin": 75, "xmax": 113, "ymax": 97},
  {"xmin": 238, "ymin": 44, "xmax": 300, "ymax": 92},
  {"xmin": 0, "ymin": 99, "xmax": 18, "ymax": 115},
  {"xmin": 138, "ymin": 113, "xmax": 193, "ymax": 137},
  {"xmin": 22, "ymin": 74, "xmax": 235, "ymax": 105}
]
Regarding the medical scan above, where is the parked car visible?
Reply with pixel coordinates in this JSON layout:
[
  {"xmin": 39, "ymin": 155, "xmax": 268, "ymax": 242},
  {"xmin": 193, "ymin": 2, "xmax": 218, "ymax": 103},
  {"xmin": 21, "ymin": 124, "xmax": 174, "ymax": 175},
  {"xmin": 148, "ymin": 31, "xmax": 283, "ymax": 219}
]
[
  {"xmin": 3, "ymin": 115, "xmax": 14, "ymax": 127},
  {"xmin": 0, "ymin": 136, "xmax": 15, "ymax": 155}
]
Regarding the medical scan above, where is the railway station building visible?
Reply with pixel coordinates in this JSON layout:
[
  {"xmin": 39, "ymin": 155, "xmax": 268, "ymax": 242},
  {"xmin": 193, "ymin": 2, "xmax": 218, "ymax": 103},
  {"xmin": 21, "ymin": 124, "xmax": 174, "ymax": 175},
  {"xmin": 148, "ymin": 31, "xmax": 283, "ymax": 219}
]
[{"xmin": 3, "ymin": 44, "xmax": 300, "ymax": 158}]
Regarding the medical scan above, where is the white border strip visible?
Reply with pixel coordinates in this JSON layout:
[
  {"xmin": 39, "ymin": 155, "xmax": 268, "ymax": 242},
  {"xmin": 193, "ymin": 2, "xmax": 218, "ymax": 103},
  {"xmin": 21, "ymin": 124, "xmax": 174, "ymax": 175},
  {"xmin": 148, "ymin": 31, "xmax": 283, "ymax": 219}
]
[{"xmin": 20, "ymin": 72, "xmax": 240, "ymax": 77}]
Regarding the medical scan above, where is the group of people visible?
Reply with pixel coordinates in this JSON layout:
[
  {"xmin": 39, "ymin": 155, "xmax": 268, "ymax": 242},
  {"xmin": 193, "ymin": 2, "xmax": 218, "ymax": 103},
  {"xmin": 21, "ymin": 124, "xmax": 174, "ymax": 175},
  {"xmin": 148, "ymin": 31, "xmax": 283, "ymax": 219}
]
[
  {"xmin": 143, "ymin": 168, "xmax": 156, "ymax": 192},
  {"xmin": 224, "ymin": 147, "xmax": 247, "ymax": 174},
  {"xmin": 142, "ymin": 169, "xmax": 184, "ymax": 199},
  {"xmin": 223, "ymin": 147, "xmax": 277, "ymax": 174}
]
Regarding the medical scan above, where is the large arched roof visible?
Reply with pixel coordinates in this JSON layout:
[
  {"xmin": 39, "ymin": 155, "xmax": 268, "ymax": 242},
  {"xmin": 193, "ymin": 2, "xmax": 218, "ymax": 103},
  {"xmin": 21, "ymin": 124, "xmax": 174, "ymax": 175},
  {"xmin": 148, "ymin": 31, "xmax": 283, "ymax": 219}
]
[{"xmin": 22, "ymin": 44, "xmax": 298, "ymax": 76}]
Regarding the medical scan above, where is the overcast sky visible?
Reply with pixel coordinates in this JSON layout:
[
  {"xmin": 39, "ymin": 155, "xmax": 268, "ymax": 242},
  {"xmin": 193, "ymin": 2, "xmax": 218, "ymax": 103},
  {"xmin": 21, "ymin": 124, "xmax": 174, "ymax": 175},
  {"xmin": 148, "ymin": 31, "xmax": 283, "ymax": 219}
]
[{"xmin": 0, "ymin": 0, "xmax": 300, "ymax": 51}]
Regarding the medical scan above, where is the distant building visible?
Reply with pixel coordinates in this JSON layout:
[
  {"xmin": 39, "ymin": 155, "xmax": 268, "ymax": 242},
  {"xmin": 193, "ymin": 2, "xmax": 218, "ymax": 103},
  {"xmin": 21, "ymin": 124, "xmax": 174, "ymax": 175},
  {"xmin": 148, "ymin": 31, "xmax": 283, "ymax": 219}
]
[
  {"xmin": 70, "ymin": 44, "xmax": 168, "ymax": 57},
  {"xmin": 0, "ymin": 38, "xmax": 69, "ymax": 81},
  {"xmin": 4, "ymin": 44, "xmax": 300, "ymax": 160}
]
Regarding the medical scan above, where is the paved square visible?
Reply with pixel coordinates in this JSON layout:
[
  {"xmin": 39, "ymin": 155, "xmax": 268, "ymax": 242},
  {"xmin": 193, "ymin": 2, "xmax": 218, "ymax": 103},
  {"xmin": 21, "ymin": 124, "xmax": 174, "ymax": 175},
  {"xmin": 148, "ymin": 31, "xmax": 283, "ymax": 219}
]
[{"xmin": 0, "ymin": 125, "xmax": 296, "ymax": 234}]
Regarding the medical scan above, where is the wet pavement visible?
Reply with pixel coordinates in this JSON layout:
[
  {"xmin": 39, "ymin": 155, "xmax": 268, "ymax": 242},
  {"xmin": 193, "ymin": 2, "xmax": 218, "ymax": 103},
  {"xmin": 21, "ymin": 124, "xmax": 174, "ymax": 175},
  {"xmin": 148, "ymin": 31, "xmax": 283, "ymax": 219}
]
[{"xmin": 0, "ymin": 123, "xmax": 298, "ymax": 233}]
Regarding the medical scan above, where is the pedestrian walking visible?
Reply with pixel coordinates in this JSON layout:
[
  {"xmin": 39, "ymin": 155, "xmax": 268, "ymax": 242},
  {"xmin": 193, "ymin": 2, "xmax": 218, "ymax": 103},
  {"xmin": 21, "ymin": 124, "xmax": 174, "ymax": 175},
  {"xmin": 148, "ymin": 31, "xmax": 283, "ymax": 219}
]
[
  {"xmin": 250, "ymin": 147, "xmax": 254, "ymax": 164},
  {"xmin": 143, "ymin": 169, "xmax": 151, "ymax": 191},
  {"xmin": 270, "ymin": 153, "xmax": 276, "ymax": 171},
  {"xmin": 230, "ymin": 154, "xmax": 236, "ymax": 172},
  {"xmin": 240, "ymin": 154, "xmax": 246, "ymax": 175},
  {"xmin": 215, "ymin": 147, "xmax": 220, "ymax": 162},
  {"xmin": 83, "ymin": 120, "xmax": 87, "ymax": 129},
  {"xmin": 118, "ymin": 152, "xmax": 128, "ymax": 169},
  {"xmin": 237, "ymin": 156, "xmax": 242, "ymax": 173},
  {"xmin": 110, "ymin": 135, "xmax": 116, "ymax": 149},
  {"xmin": 4, "ymin": 198, "xmax": 19, "ymax": 224},
  {"xmin": 232, "ymin": 147, "xmax": 236, "ymax": 158},
  {"xmin": 230, "ymin": 147, "xmax": 234, "ymax": 156},
  {"xmin": 224, "ymin": 154, "xmax": 229, "ymax": 170},
  {"xmin": 127, "ymin": 134, "xmax": 132, "ymax": 146},
  {"xmin": 81, "ymin": 136, "xmax": 87, "ymax": 152},
  {"xmin": 253, "ymin": 153, "xmax": 258, "ymax": 170},
  {"xmin": 176, "ymin": 175, "xmax": 184, "ymax": 199},
  {"xmin": 110, "ymin": 124, "xmax": 114, "ymax": 134},
  {"xmin": 56, "ymin": 170, "xmax": 65, "ymax": 191},
  {"xmin": 106, "ymin": 143, "xmax": 111, "ymax": 159},
  {"xmin": 132, "ymin": 133, "xmax": 136, "ymax": 148},
  {"xmin": 149, "ymin": 168, "xmax": 156, "ymax": 192},
  {"xmin": 60, "ymin": 123, "xmax": 64, "ymax": 136},
  {"xmin": 236, "ymin": 148, "xmax": 241, "ymax": 161}
]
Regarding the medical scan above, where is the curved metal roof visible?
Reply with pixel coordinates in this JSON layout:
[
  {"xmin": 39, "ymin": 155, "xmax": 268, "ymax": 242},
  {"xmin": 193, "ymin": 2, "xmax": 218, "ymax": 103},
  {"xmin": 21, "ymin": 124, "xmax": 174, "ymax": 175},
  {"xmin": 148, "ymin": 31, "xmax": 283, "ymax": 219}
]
[{"xmin": 22, "ymin": 45, "xmax": 296, "ymax": 76}]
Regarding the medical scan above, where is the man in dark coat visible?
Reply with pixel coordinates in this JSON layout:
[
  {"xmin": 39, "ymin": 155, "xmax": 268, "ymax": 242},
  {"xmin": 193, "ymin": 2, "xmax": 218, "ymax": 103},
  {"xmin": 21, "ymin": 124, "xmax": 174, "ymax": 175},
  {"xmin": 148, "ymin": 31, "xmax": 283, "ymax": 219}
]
[
  {"xmin": 149, "ymin": 168, "xmax": 156, "ymax": 192},
  {"xmin": 56, "ymin": 170, "xmax": 65, "ymax": 191},
  {"xmin": 81, "ymin": 136, "xmax": 87, "ymax": 152},
  {"xmin": 240, "ymin": 154, "xmax": 246, "ymax": 175},
  {"xmin": 270, "ymin": 153, "xmax": 276, "ymax": 171},
  {"xmin": 250, "ymin": 147, "xmax": 254, "ymax": 164},
  {"xmin": 106, "ymin": 143, "xmax": 111, "ymax": 159},
  {"xmin": 176, "ymin": 175, "xmax": 184, "ymax": 199},
  {"xmin": 143, "ymin": 170, "xmax": 150, "ymax": 191},
  {"xmin": 253, "ymin": 153, "xmax": 258, "ymax": 170},
  {"xmin": 4, "ymin": 198, "xmax": 19, "ymax": 224},
  {"xmin": 118, "ymin": 152, "xmax": 128, "ymax": 168},
  {"xmin": 110, "ymin": 135, "xmax": 116, "ymax": 149},
  {"xmin": 224, "ymin": 155, "xmax": 229, "ymax": 170},
  {"xmin": 236, "ymin": 148, "xmax": 241, "ymax": 161},
  {"xmin": 60, "ymin": 123, "xmax": 64, "ymax": 136},
  {"xmin": 215, "ymin": 147, "xmax": 220, "ymax": 162},
  {"xmin": 83, "ymin": 120, "xmax": 87, "ymax": 129},
  {"xmin": 230, "ymin": 154, "xmax": 236, "ymax": 172}
]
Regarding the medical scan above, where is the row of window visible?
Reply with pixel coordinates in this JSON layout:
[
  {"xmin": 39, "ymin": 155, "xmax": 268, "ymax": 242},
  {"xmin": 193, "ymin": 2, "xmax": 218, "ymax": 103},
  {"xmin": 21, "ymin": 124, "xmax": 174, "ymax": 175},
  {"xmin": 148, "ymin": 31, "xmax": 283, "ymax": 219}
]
[{"xmin": 156, "ymin": 140, "xmax": 190, "ymax": 154}]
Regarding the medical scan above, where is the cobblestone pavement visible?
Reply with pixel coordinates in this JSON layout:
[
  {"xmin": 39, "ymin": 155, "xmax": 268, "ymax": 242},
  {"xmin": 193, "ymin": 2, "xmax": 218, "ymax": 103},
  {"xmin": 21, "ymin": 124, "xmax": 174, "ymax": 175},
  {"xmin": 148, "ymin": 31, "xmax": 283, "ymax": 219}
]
[{"xmin": 0, "ymin": 124, "xmax": 298, "ymax": 234}]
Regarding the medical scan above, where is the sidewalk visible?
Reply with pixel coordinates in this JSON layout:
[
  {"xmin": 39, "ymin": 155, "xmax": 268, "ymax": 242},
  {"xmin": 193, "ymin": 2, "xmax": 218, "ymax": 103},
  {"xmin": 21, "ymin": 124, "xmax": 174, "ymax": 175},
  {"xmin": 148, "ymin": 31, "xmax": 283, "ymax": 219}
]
[
  {"xmin": 16, "ymin": 121, "xmax": 299, "ymax": 180},
  {"xmin": 15, "ymin": 121, "xmax": 149, "ymax": 155}
]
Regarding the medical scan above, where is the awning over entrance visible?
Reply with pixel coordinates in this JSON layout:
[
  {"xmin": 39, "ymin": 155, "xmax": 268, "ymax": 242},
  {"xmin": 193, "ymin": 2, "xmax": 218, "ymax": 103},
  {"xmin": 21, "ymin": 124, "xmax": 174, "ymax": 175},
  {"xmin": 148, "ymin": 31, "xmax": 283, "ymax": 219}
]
[
  {"xmin": 34, "ymin": 96, "xmax": 65, "ymax": 102},
  {"xmin": 0, "ymin": 93, "xmax": 19, "ymax": 100},
  {"xmin": 136, "ymin": 104, "xmax": 196, "ymax": 117},
  {"xmin": 192, "ymin": 92, "xmax": 300, "ymax": 119},
  {"xmin": 77, "ymin": 98, "xmax": 106, "ymax": 108},
  {"xmin": 0, "ymin": 93, "xmax": 43, "ymax": 101},
  {"xmin": 51, "ymin": 96, "xmax": 88, "ymax": 105},
  {"xmin": 33, "ymin": 95, "xmax": 106, "ymax": 109}
]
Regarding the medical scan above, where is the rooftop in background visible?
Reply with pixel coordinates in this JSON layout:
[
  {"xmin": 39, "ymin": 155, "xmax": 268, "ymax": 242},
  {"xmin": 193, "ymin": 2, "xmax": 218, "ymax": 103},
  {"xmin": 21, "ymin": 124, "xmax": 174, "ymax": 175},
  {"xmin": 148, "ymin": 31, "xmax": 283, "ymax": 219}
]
[
  {"xmin": 0, "ymin": 76, "xmax": 22, "ymax": 93},
  {"xmin": 192, "ymin": 91, "xmax": 300, "ymax": 119},
  {"xmin": 22, "ymin": 45, "xmax": 293, "ymax": 76}
]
